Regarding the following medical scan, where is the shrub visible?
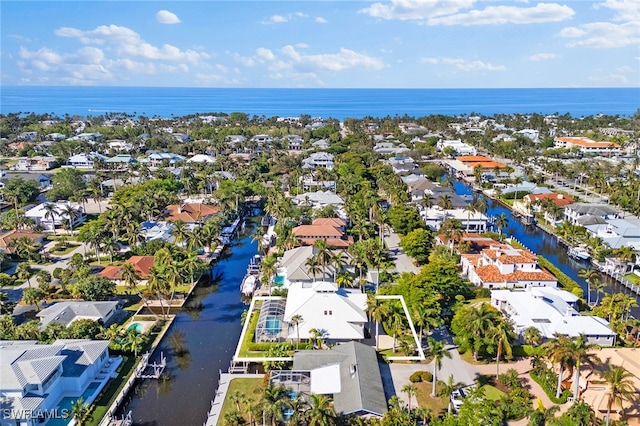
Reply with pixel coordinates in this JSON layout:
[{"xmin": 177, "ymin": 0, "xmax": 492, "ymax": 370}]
[
  {"xmin": 421, "ymin": 371, "xmax": 433, "ymax": 382},
  {"xmin": 474, "ymin": 287, "xmax": 491, "ymax": 298},
  {"xmin": 530, "ymin": 367, "xmax": 571, "ymax": 404},
  {"xmin": 409, "ymin": 371, "xmax": 423, "ymax": 383},
  {"xmin": 52, "ymin": 268, "xmax": 64, "ymax": 279}
]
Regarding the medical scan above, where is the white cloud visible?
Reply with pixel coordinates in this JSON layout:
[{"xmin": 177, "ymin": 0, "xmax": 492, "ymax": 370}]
[
  {"xmin": 156, "ymin": 10, "xmax": 182, "ymax": 25},
  {"xmin": 280, "ymin": 45, "xmax": 385, "ymax": 72},
  {"xmin": 256, "ymin": 48, "xmax": 276, "ymax": 62},
  {"xmin": 560, "ymin": 0, "xmax": 640, "ymax": 48},
  {"xmin": 261, "ymin": 12, "xmax": 308, "ymax": 25},
  {"xmin": 55, "ymin": 24, "xmax": 206, "ymax": 63},
  {"xmin": 617, "ymin": 65, "xmax": 633, "ymax": 73},
  {"xmin": 588, "ymin": 73, "xmax": 629, "ymax": 85},
  {"xmin": 421, "ymin": 56, "xmax": 506, "ymax": 71},
  {"xmin": 315, "ymin": 17, "xmax": 328, "ymax": 24},
  {"xmin": 529, "ymin": 53, "xmax": 558, "ymax": 61},
  {"xmin": 428, "ymin": 3, "xmax": 574, "ymax": 25},
  {"xmin": 359, "ymin": 0, "xmax": 476, "ymax": 21}
]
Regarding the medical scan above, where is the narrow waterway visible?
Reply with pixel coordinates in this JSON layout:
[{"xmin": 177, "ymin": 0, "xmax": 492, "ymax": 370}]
[
  {"xmin": 121, "ymin": 223, "xmax": 258, "ymax": 426},
  {"xmin": 452, "ymin": 181, "xmax": 640, "ymax": 317}
]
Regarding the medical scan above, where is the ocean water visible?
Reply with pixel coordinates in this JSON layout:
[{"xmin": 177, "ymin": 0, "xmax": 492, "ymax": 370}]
[{"xmin": 1, "ymin": 86, "xmax": 638, "ymax": 120}]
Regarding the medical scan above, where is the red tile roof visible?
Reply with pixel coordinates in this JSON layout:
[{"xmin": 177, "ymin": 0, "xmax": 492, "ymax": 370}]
[
  {"xmin": 0, "ymin": 230, "xmax": 44, "ymax": 254},
  {"xmin": 524, "ymin": 193, "xmax": 575, "ymax": 207},
  {"xmin": 98, "ymin": 256, "xmax": 155, "ymax": 280},
  {"xmin": 164, "ymin": 203, "xmax": 220, "ymax": 223}
]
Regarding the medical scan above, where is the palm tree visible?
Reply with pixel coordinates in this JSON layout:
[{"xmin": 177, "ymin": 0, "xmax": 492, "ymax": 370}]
[
  {"xmin": 120, "ymin": 262, "xmax": 140, "ymax": 291},
  {"xmin": 335, "ymin": 271, "xmax": 354, "ymax": 289},
  {"xmin": 464, "ymin": 203, "xmax": 477, "ymax": 232},
  {"xmin": 305, "ymin": 393, "xmax": 337, "ymax": 426},
  {"xmin": 543, "ymin": 333, "xmax": 575, "ymax": 399},
  {"xmin": 528, "ymin": 398, "xmax": 560, "ymax": 426},
  {"xmin": 578, "ymin": 268, "xmax": 600, "ymax": 306},
  {"xmin": 467, "ymin": 304, "xmax": 498, "ymax": 361},
  {"xmin": 16, "ymin": 263, "xmax": 33, "ymax": 287},
  {"xmin": 329, "ymin": 250, "xmax": 348, "ymax": 280},
  {"xmin": 496, "ymin": 213, "xmax": 509, "ymax": 235},
  {"xmin": 171, "ymin": 220, "xmax": 189, "ymax": 247},
  {"xmin": 125, "ymin": 328, "xmax": 146, "ymax": 357},
  {"xmin": 427, "ymin": 337, "xmax": 452, "ymax": 397},
  {"xmin": 69, "ymin": 397, "xmax": 90, "ymax": 426},
  {"xmin": 437, "ymin": 194, "xmax": 454, "ymax": 210},
  {"xmin": 42, "ymin": 203, "xmax": 58, "ymax": 235},
  {"xmin": 592, "ymin": 280, "xmax": 606, "ymax": 306},
  {"xmin": 22, "ymin": 288, "xmax": 44, "ymax": 311},
  {"xmin": 490, "ymin": 319, "xmax": 516, "ymax": 378},
  {"xmin": 305, "ymin": 257, "xmax": 321, "ymax": 283},
  {"xmin": 284, "ymin": 396, "xmax": 307, "ymax": 426},
  {"xmin": 523, "ymin": 326, "xmax": 543, "ymax": 346},
  {"xmin": 401, "ymin": 384, "xmax": 417, "ymax": 412},
  {"xmin": 290, "ymin": 314, "xmax": 303, "ymax": 349},
  {"xmin": 366, "ymin": 295, "xmax": 390, "ymax": 350},
  {"xmin": 261, "ymin": 384, "xmax": 286, "ymax": 426},
  {"xmin": 261, "ymin": 255, "xmax": 278, "ymax": 294},
  {"xmin": 438, "ymin": 374, "xmax": 465, "ymax": 414},
  {"xmin": 570, "ymin": 334, "xmax": 600, "ymax": 403},
  {"xmin": 147, "ymin": 266, "xmax": 169, "ymax": 319},
  {"xmin": 600, "ymin": 366, "xmax": 636, "ymax": 426},
  {"xmin": 61, "ymin": 204, "xmax": 79, "ymax": 235},
  {"xmin": 412, "ymin": 304, "xmax": 441, "ymax": 345},
  {"xmin": 313, "ymin": 240, "xmax": 331, "ymax": 280},
  {"xmin": 385, "ymin": 303, "xmax": 406, "ymax": 353}
]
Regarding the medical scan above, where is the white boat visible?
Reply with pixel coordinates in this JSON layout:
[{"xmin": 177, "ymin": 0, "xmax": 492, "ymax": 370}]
[
  {"xmin": 568, "ymin": 245, "xmax": 591, "ymax": 261},
  {"xmin": 241, "ymin": 275, "xmax": 257, "ymax": 296}
]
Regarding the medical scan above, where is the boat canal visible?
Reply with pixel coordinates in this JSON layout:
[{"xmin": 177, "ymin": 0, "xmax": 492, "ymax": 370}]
[
  {"xmin": 452, "ymin": 181, "xmax": 640, "ymax": 317},
  {"xmin": 120, "ymin": 222, "xmax": 259, "ymax": 425}
]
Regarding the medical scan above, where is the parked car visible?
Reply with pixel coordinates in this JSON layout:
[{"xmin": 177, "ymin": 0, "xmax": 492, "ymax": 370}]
[{"xmin": 451, "ymin": 388, "xmax": 466, "ymax": 411}]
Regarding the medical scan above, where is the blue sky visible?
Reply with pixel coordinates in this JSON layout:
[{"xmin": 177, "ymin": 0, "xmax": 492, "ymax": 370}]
[{"xmin": 1, "ymin": 0, "xmax": 638, "ymax": 88}]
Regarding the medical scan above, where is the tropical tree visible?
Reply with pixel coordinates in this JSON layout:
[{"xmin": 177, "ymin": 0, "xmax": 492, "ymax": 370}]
[
  {"xmin": 22, "ymin": 287, "xmax": 44, "ymax": 311},
  {"xmin": 290, "ymin": 314, "xmax": 303, "ymax": 349},
  {"xmin": 384, "ymin": 302, "xmax": 406, "ymax": 353},
  {"xmin": 261, "ymin": 384, "xmax": 286, "ymax": 426},
  {"xmin": 570, "ymin": 334, "xmax": 600, "ymax": 403},
  {"xmin": 16, "ymin": 263, "xmax": 33, "ymax": 287},
  {"xmin": 578, "ymin": 268, "xmax": 600, "ymax": 306},
  {"xmin": 367, "ymin": 295, "xmax": 390, "ymax": 350},
  {"xmin": 467, "ymin": 304, "xmax": 499, "ymax": 361},
  {"xmin": 69, "ymin": 397, "xmax": 90, "ymax": 426},
  {"xmin": 427, "ymin": 337, "xmax": 452, "ymax": 397},
  {"xmin": 438, "ymin": 374, "xmax": 465, "ymax": 414},
  {"xmin": 489, "ymin": 319, "xmax": 516, "ymax": 378},
  {"xmin": 527, "ymin": 398, "xmax": 560, "ymax": 426},
  {"xmin": 600, "ymin": 366, "xmax": 636, "ymax": 426},
  {"xmin": 592, "ymin": 280, "xmax": 606, "ymax": 306},
  {"xmin": 306, "ymin": 393, "xmax": 337, "ymax": 426},
  {"xmin": 401, "ymin": 384, "xmax": 417, "ymax": 412},
  {"xmin": 496, "ymin": 213, "xmax": 509, "ymax": 236},
  {"xmin": 43, "ymin": 203, "xmax": 59, "ymax": 235},
  {"xmin": 543, "ymin": 333, "xmax": 575, "ymax": 399},
  {"xmin": 125, "ymin": 328, "xmax": 146, "ymax": 357},
  {"xmin": 120, "ymin": 262, "xmax": 141, "ymax": 291},
  {"xmin": 61, "ymin": 204, "xmax": 80, "ymax": 234},
  {"xmin": 305, "ymin": 256, "xmax": 321, "ymax": 283},
  {"xmin": 523, "ymin": 326, "xmax": 543, "ymax": 346}
]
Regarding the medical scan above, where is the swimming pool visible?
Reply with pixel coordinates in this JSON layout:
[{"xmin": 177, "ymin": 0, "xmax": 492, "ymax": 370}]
[
  {"xmin": 127, "ymin": 322, "xmax": 143, "ymax": 333},
  {"xmin": 265, "ymin": 317, "xmax": 281, "ymax": 334},
  {"xmin": 273, "ymin": 275, "xmax": 285, "ymax": 286},
  {"xmin": 47, "ymin": 382, "xmax": 102, "ymax": 425}
]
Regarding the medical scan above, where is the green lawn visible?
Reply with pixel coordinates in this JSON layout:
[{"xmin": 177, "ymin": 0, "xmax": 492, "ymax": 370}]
[
  {"xmin": 50, "ymin": 244, "xmax": 80, "ymax": 255},
  {"xmin": 624, "ymin": 273, "xmax": 640, "ymax": 285},
  {"xmin": 218, "ymin": 378, "xmax": 264, "ymax": 424},
  {"xmin": 480, "ymin": 384, "xmax": 506, "ymax": 401},
  {"xmin": 414, "ymin": 381, "xmax": 450, "ymax": 417}
]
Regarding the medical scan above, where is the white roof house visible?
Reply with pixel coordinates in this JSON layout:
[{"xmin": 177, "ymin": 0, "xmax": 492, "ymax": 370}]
[
  {"xmin": 187, "ymin": 154, "xmax": 216, "ymax": 164},
  {"xmin": 283, "ymin": 281, "xmax": 368, "ymax": 342},
  {"xmin": 66, "ymin": 152, "xmax": 108, "ymax": 168},
  {"xmin": 437, "ymin": 139, "xmax": 477, "ymax": 156},
  {"xmin": 491, "ymin": 287, "xmax": 616, "ymax": 346},
  {"xmin": 292, "ymin": 190, "xmax": 344, "ymax": 208},
  {"xmin": 0, "ymin": 339, "xmax": 114, "ymax": 426},
  {"xmin": 25, "ymin": 201, "xmax": 86, "ymax": 232},
  {"xmin": 277, "ymin": 246, "xmax": 350, "ymax": 285},
  {"xmin": 302, "ymin": 152, "xmax": 334, "ymax": 170},
  {"xmin": 421, "ymin": 206, "xmax": 489, "ymax": 233}
]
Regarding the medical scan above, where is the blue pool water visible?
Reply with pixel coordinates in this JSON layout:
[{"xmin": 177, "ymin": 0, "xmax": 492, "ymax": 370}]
[
  {"xmin": 265, "ymin": 317, "xmax": 281, "ymax": 334},
  {"xmin": 47, "ymin": 382, "xmax": 102, "ymax": 425},
  {"xmin": 273, "ymin": 275, "xmax": 285, "ymax": 286},
  {"xmin": 127, "ymin": 323, "xmax": 143, "ymax": 333}
]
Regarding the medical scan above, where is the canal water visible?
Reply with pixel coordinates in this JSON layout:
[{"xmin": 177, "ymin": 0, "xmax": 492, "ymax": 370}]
[
  {"xmin": 121, "ymin": 223, "xmax": 259, "ymax": 426},
  {"xmin": 452, "ymin": 181, "xmax": 640, "ymax": 317}
]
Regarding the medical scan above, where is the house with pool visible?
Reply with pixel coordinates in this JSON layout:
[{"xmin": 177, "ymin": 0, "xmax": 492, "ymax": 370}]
[{"xmin": 0, "ymin": 339, "xmax": 121, "ymax": 426}]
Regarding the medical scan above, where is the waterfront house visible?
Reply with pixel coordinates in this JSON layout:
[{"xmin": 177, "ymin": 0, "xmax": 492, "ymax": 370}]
[
  {"xmin": 491, "ymin": 287, "xmax": 616, "ymax": 346},
  {"xmin": 283, "ymin": 281, "xmax": 368, "ymax": 343},
  {"xmin": 0, "ymin": 339, "xmax": 117, "ymax": 426},
  {"xmin": 292, "ymin": 191, "xmax": 344, "ymax": 209},
  {"xmin": 421, "ymin": 206, "xmax": 489, "ymax": 233},
  {"xmin": 270, "ymin": 342, "xmax": 387, "ymax": 418},
  {"xmin": 564, "ymin": 203, "xmax": 619, "ymax": 226},
  {"xmin": 461, "ymin": 243, "xmax": 557, "ymax": 289},
  {"xmin": 37, "ymin": 301, "xmax": 119, "ymax": 330},
  {"xmin": 583, "ymin": 218, "xmax": 640, "ymax": 250},
  {"xmin": 99, "ymin": 255, "xmax": 155, "ymax": 282},
  {"xmin": 276, "ymin": 246, "xmax": 350, "ymax": 286},
  {"xmin": 292, "ymin": 218, "xmax": 353, "ymax": 248},
  {"xmin": 25, "ymin": 201, "xmax": 86, "ymax": 232},
  {"xmin": 163, "ymin": 203, "xmax": 220, "ymax": 224}
]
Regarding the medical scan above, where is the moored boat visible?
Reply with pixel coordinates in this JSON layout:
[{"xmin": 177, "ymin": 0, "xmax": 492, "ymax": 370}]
[{"xmin": 568, "ymin": 245, "xmax": 591, "ymax": 261}]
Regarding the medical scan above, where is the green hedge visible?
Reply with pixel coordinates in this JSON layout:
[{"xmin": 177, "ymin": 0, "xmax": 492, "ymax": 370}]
[
  {"xmin": 537, "ymin": 256, "xmax": 584, "ymax": 299},
  {"xmin": 241, "ymin": 309, "xmax": 311, "ymax": 353},
  {"xmin": 530, "ymin": 368, "xmax": 571, "ymax": 404}
]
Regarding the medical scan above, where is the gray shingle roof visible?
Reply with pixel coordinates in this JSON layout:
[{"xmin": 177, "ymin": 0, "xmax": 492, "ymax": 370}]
[{"xmin": 292, "ymin": 342, "xmax": 387, "ymax": 417}]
